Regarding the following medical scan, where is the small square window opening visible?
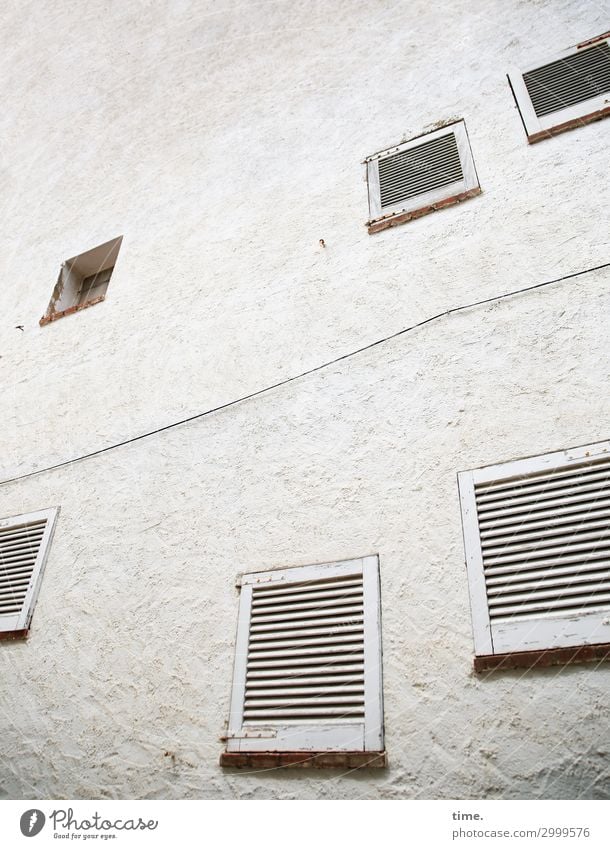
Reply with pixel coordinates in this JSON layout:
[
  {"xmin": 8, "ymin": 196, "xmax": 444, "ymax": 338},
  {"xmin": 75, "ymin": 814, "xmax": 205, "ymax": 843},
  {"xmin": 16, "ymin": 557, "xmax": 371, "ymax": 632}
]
[{"xmin": 40, "ymin": 236, "xmax": 122, "ymax": 326}]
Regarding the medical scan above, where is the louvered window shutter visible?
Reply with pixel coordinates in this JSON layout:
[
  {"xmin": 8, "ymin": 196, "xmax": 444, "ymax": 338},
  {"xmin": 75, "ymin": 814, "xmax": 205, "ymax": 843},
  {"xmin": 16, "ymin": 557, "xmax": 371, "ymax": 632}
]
[
  {"xmin": 0, "ymin": 508, "xmax": 59, "ymax": 634},
  {"xmin": 226, "ymin": 556, "xmax": 383, "ymax": 753},
  {"xmin": 458, "ymin": 442, "xmax": 610, "ymax": 656},
  {"xmin": 508, "ymin": 35, "xmax": 610, "ymax": 142},
  {"xmin": 366, "ymin": 120, "xmax": 479, "ymax": 227}
]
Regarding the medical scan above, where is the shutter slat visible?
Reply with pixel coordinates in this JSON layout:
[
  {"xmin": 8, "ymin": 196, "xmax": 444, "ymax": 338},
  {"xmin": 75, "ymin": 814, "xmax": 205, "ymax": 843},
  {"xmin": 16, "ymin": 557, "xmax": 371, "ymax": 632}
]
[
  {"xmin": 484, "ymin": 557, "xmax": 610, "ymax": 579},
  {"xmin": 246, "ymin": 681, "xmax": 364, "ymax": 693},
  {"xmin": 249, "ymin": 623, "xmax": 364, "ymax": 642},
  {"xmin": 250, "ymin": 613, "xmax": 363, "ymax": 634},
  {"xmin": 250, "ymin": 594, "xmax": 362, "ymax": 616},
  {"xmin": 479, "ymin": 502, "xmax": 610, "ymax": 533},
  {"xmin": 490, "ymin": 593, "xmax": 610, "ymax": 618},
  {"xmin": 252, "ymin": 577, "xmax": 362, "ymax": 600},
  {"xmin": 477, "ymin": 478, "xmax": 609, "ymax": 512},
  {"xmin": 245, "ymin": 695, "xmax": 364, "ymax": 707},
  {"xmin": 249, "ymin": 631, "xmax": 364, "ymax": 652},
  {"xmin": 246, "ymin": 664, "xmax": 364, "ymax": 680},
  {"xmin": 0, "ymin": 534, "xmax": 44, "ymax": 546},
  {"xmin": 0, "ymin": 581, "xmax": 31, "ymax": 593},
  {"xmin": 523, "ymin": 43, "xmax": 610, "ymax": 117},
  {"xmin": 242, "ymin": 572, "xmax": 367, "ymax": 724},
  {"xmin": 0, "ymin": 521, "xmax": 46, "ymax": 539},
  {"xmin": 488, "ymin": 571, "xmax": 610, "ymax": 596},
  {"xmin": 0, "ymin": 551, "xmax": 41, "ymax": 566},
  {"xmin": 481, "ymin": 519, "xmax": 610, "ymax": 547},
  {"xmin": 250, "ymin": 603, "xmax": 363, "ymax": 625},
  {"xmin": 244, "ymin": 707, "xmax": 365, "ymax": 718},
  {"xmin": 0, "ymin": 517, "xmax": 50, "ymax": 629},
  {"xmin": 0, "ymin": 563, "xmax": 34, "ymax": 581},
  {"xmin": 247, "ymin": 652, "xmax": 364, "ymax": 670},
  {"xmin": 248, "ymin": 641, "xmax": 364, "ymax": 661},
  {"xmin": 483, "ymin": 539, "xmax": 610, "ymax": 567},
  {"xmin": 476, "ymin": 470, "xmax": 610, "ymax": 504},
  {"xmin": 251, "ymin": 585, "xmax": 363, "ymax": 608},
  {"xmin": 477, "ymin": 492, "xmax": 608, "ymax": 522},
  {"xmin": 486, "ymin": 563, "xmax": 610, "ymax": 587},
  {"xmin": 489, "ymin": 581, "xmax": 610, "ymax": 606},
  {"xmin": 476, "ymin": 458, "xmax": 610, "ymax": 494},
  {"xmin": 378, "ymin": 132, "xmax": 463, "ymax": 209},
  {"xmin": 484, "ymin": 550, "xmax": 610, "ymax": 572},
  {"xmin": 472, "ymin": 452, "xmax": 610, "ymax": 625}
]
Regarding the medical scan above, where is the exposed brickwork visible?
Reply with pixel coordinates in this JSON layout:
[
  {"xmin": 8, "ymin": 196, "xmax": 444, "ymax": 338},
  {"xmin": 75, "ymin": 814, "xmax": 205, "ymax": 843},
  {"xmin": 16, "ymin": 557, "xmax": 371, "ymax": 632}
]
[
  {"xmin": 39, "ymin": 295, "xmax": 106, "ymax": 326},
  {"xmin": 474, "ymin": 643, "xmax": 610, "ymax": 673},
  {"xmin": 528, "ymin": 107, "xmax": 610, "ymax": 144},
  {"xmin": 0, "ymin": 629, "xmax": 29, "ymax": 641},
  {"xmin": 367, "ymin": 187, "xmax": 481, "ymax": 234},
  {"xmin": 220, "ymin": 751, "xmax": 387, "ymax": 769}
]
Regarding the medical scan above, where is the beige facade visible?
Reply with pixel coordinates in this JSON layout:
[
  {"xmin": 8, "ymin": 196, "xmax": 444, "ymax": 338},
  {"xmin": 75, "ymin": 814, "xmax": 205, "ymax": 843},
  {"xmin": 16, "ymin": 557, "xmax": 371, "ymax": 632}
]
[{"xmin": 0, "ymin": 1, "xmax": 609, "ymax": 799}]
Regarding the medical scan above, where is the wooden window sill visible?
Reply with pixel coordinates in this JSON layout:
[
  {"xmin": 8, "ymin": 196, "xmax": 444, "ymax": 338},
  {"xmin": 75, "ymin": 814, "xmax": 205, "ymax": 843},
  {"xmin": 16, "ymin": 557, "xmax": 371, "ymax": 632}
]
[
  {"xmin": 0, "ymin": 629, "xmax": 29, "ymax": 641},
  {"xmin": 220, "ymin": 751, "xmax": 387, "ymax": 769},
  {"xmin": 474, "ymin": 642, "xmax": 610, "ymax": 673},
  {"xmin": 367, "ymin": 187, "xmax": 481, "ymax": 234},
  {"xmin": 39, "ymin": 295, "xmax": 105, "ymax": 326},
  {"xmin": 527, "ymin": 106, "xmax": 610, "ymax": 144}
]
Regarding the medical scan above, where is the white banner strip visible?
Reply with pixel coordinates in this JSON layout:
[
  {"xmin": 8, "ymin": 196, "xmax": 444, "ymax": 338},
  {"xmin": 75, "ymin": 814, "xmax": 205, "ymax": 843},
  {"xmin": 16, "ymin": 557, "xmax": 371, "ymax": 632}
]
[{"xmin": 0, "ymin": 800, "xmax": 608, "ymax": 848}]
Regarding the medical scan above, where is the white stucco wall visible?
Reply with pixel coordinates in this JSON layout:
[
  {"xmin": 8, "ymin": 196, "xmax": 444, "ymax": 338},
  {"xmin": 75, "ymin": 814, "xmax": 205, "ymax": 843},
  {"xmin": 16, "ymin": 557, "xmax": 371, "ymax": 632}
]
[{"xmin": 0, "ymin": 0, "xmax": 608, "ymax": 798}]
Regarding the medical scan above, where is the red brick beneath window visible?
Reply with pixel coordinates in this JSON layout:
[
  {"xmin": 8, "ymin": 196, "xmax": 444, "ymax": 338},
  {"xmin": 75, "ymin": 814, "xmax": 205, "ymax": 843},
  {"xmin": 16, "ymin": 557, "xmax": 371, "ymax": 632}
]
[
  {"xmin": 220, "ymin": 751, "xmax": 387, "ymax": 769},
  {"xmin": 0, "ymin": 629, "xmax": 29, "ymax": 641},
  {"xmin": 367, "ymin": 187, "xmax": 481, "ymax": 234},
  {"xmin": 474, "ymin": 642, "xmax": 610, "ymax": 673},
  {"xmin": 39, "ymin": 295, "xmax": 106, "ymax": 326}
]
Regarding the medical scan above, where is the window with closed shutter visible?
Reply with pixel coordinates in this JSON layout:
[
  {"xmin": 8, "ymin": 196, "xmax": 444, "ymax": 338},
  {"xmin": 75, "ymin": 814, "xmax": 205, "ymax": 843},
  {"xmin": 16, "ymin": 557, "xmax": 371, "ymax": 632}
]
[
  {"xmin": 365, "ymin": 120, "xmax": 480, "ymax": 234},
  {"xmin": 458, "ymin": 441, "xmax": 610, "ymax": 662},
  {"xmin": 0, "ymin": 508, "xmax": 59, "ymax": 635},
  {"xmin": 224, "ymin": 556, "xmax": 384, "ymax": 755},
  {"xmin": 508, "ymin": 33, "xmax": 610, "ymax": 143}
]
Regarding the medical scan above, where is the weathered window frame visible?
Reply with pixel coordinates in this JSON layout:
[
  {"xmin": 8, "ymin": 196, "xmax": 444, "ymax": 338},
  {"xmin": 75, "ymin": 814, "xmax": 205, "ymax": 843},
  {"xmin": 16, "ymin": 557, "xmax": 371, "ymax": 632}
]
[
  {"xmin": 508, "ymin": 32, "xmax": 610, "ymax": 144},
  {"xmin": 221, "ymin": 555, "xmax": 385, "ymax": 769},
  {"xmin": 365, "ymin": 120, "xmax": 480, "ymax": 234},
  {"xmin": 458, "ymin": 441, "xmax": 610, "ymax": 672},
  {"xmin": 0, "ymin": 507, "xmax": 59, "ymax": 638},
  {"xmin": 40, "ymin": 236, "xmax": 122, "ymax": 326}
]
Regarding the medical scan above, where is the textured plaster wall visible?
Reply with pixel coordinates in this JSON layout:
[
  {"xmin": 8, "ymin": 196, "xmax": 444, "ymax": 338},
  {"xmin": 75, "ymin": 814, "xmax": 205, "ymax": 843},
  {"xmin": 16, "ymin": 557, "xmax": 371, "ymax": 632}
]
[{"xmin": 0, "ymin": 0, "xmax": 609, "ymax": 799}]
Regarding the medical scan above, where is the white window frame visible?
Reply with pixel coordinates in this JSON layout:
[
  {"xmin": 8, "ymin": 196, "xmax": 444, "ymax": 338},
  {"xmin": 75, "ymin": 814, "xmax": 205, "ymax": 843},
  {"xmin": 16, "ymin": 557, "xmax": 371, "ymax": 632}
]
[
  {"xmin": 365, "ymin": 120, "xmax": 479, "ymax": 224},
  {"xmin": 508, "ymin": 34, "xmax": 610, "ymax": 143},
  {"xmin": 226, "ymin": 555, "xmax": 384, "ymax": 753},
  {"xmin": 0, "ymin": 507, "xmax": 59, "ymax": 633},
  {"xmin": 458, "ymin": 441, "xmax": 610, "ymax": 657}
]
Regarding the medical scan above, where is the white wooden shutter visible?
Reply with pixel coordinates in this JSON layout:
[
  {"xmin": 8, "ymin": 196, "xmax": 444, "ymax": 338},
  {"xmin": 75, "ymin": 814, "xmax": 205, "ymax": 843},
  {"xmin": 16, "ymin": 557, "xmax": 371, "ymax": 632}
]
[
  {"xmin": 508, "ymin": 34, "xmax": 610, "ymax": 142},
  {"xmin": 459, "ymin": 441, "xmax": 610, "ymax": 656},
  {"xmin": 226, "ymin": 555, "xmax": 383, "ymax": 752},
  {"xmin": 366, "ymin": 120, "xmax": 479, "ymax": 224},
  {"xmin": 0, "ymin": 508, "xmax": 59, "ymax": 633}
]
